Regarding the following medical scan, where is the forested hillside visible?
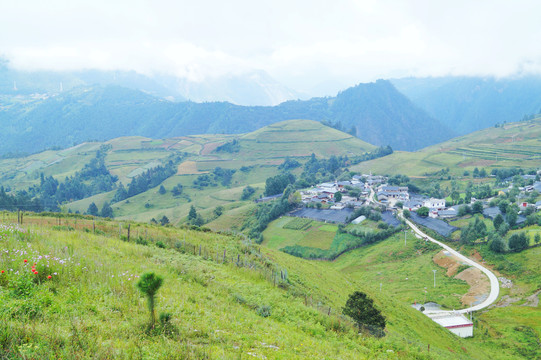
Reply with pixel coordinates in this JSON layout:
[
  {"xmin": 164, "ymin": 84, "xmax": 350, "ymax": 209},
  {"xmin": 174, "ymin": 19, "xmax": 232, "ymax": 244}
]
[
  {"xmin": 392, "ymin": 76, "xmax": 541, "ymax": 134},
  {"xmin": 0, "ymin": 81, "xmax": 450, "ymax": 155}
]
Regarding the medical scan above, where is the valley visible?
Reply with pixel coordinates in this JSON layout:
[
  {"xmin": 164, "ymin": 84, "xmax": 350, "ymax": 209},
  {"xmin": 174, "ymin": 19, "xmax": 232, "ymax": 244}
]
[
  {"xmin": 0, "ymin": 114, "xmax": 540, "ymax": 359},
  {"xmin": 3, "ymin": 2, "xmax": 541, "ymax": 359}
]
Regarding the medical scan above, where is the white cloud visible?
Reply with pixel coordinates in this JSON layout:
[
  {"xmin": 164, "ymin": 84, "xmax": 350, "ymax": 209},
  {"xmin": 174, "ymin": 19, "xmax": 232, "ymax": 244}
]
[{"xmin": 2, "ymin": 0, "xmax": 541, "ymax": 94}]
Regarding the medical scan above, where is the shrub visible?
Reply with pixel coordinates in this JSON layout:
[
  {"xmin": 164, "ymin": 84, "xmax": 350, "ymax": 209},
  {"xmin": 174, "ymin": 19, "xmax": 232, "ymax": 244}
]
[
  {"xmin": 508, "ymin": 232, "xmax": 529, "ymax": 252},
  {"xmin": 156, "ymin": 241, "xmax": 166, "ymax": 249},
  {"xmin": 257, "ymin": 305, "xmax": 271, "ymax": 318},
  {"xmin": 489, "ymin": 235, "xmax": 507, "ymax": 253},
  {"xmin": 159, "ymin": 312, "xmax": 172, "ymax": 325},
  {"xmin": 417, "ymin": 207, "xmax": 429, "ymax": 217},
  {"xmin": 135, "ymin": 237, "xmax": 149, "ymax": 246},
  {"xmin": 241, "ymin": 186, "xmax": 256, "ymax": 200}
]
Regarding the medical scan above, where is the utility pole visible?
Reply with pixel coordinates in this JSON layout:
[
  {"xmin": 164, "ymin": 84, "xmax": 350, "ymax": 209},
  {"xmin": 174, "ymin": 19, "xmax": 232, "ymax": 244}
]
[
  {"xmin": 433, "ymin": 270, "xmax": 437, "ymax": 288},
  {"xmin": 404, "ymin": 229, "xmax": 407, "ymax": 246}
]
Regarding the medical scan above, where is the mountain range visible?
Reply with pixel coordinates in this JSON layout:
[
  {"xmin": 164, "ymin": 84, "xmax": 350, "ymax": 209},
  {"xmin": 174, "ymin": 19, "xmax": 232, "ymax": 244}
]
[
  {"xmin": 3, "ymin": 59, "xmax": 541, "ymax": 157},
  {"xmin": 391, "ymin": 76, "xmax": 541, "ymax": 134},
  {"xmin": 0, "ymin": 80, "xmax": 450, "ymax": 155}
]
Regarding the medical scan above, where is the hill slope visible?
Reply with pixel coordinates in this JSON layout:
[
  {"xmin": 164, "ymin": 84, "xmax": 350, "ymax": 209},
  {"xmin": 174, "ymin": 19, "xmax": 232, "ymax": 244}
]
[
  {"xmin": 0, "ymin": 214, "xmax": 515, "ymax": 359},
  {"xmin": 392, "ymin": 76, "xmax": 541, "ymax": 134},
  {"xmin": 0, "ymin": 120, "xmax": 377, "ymax": 224},
  {"xmin": 351, "ymin": 118, "xmax": 541, "ymax": 176},
  {"xmin": 0, "ymin": 80, "xmax": 450, "ymax": 155}
]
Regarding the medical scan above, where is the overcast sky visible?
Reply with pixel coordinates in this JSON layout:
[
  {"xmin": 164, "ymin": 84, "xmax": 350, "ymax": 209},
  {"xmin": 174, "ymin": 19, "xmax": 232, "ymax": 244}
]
[{"xmin": 2, "ymin": 0, "xmax": 541, "ymax": 94}]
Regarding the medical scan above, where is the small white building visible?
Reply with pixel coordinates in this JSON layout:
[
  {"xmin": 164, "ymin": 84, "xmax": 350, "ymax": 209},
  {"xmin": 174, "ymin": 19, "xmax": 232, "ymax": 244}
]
[
  {"xmin": 427, "ymin": 312, "xmax": 473, "ymax": 338},
  {"xmin": 423, "ymin": 198, "xmax": 446, "ymax": 210}
]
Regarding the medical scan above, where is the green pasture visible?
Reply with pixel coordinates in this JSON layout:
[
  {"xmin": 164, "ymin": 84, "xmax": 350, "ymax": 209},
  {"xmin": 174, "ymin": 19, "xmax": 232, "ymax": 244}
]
[
  {"xmin": 0, "ymin": 213, "xmax": 536, "ymax": 358},
  {"xmin": 353, "ymin": 119, "xmax": 541, "ymax": 176},
  {"xmin": 262, "ymin": 217, "xmax": 338, "ymax": 250},
  {"xmin": 327, "ymin": 232, "xmax": 469, "ymax": 310}
]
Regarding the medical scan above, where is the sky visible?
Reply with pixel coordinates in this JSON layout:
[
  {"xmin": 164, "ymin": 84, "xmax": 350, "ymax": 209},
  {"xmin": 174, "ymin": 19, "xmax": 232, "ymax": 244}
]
[{"xmin": 2, "ymin": 0, "xmax": 541, "ymax": 95}]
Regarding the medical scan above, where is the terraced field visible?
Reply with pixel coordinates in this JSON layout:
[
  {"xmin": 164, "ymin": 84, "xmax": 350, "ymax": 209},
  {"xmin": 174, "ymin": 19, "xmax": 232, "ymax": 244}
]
[{"xmin": 352, "ymin": 118, "xmax": 541, "ymax": 176}]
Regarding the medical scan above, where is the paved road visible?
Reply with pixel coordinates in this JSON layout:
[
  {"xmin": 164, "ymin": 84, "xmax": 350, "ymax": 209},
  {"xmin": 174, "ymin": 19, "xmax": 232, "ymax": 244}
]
[
  {"xmin": 368, "ymin": 186, "xmax": 499, "ymax": 313},
  {"xmin": 403, "ymin": 216, "xmax": 500, "ymax": 314}
]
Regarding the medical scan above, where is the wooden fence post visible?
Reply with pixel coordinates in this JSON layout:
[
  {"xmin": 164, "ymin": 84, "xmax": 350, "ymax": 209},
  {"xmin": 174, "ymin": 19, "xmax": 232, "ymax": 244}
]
[
  {"xmin": 127, "ymin": 224, "xmax": 131, "ymax": 241},
  {"xmin": 223, "ymin": 249, "xmax": 226, "ymax": 263}
]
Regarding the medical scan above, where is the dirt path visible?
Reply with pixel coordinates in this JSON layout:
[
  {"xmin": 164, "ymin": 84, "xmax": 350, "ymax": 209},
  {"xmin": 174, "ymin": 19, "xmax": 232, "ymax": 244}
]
[
  {"xmin": 523, "ymin": 290, "xmax": 541, "ymax": 307},
  {"xmin": 455, "ymin": 268, "xmax": 491, "ymax": 307},
  {"xmin": 433, "ymin": 250, "xmax": 491, "ymax": 307}
]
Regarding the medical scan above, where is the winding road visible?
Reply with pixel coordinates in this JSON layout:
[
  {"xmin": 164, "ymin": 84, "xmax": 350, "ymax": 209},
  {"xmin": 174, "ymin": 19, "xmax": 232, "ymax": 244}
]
[
  {"xmin": 403, "ymin": 216, "xmax": 500, "ymax": 313},
  {"xmin": 366, "ymin": 187, "xmax": 499, "ymax": 313}
]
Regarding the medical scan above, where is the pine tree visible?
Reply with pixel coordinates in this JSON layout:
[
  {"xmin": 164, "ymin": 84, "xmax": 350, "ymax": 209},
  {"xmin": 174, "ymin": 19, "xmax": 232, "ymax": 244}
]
[
  {"xmin": 188, "ymin": 205, "xmax": 197, "ymax": 221},
  {"xmin": 100, "ymin": 201, "xmax": 113, "ymax": 218},
  {"xmin": 343, "ymin": 291, "xmax": 386, "ymax": 336},
  {"xmin": 87, "ymin": 202, "xmax": 99, "ymax": 216},
  {"xmin": 137, "ymin": 272, "xmax": 163, "ymax": 328}
]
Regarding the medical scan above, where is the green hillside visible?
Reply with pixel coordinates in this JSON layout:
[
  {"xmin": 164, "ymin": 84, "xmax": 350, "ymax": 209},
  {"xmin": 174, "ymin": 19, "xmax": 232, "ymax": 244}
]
[
  {"xmin": 240, "ymin": 120, "xmax": 375, "ymax": 159},
  {"xmin": 0, "ymin": 120, "xmax": 376, "ymax": 225},
  {"xmin": 261, "ymin": 214, "xmax": 541, "ymax": 359},
  {"xmin": 0, "ymin": 213, "xmax": 519, "ymax": 359},
  {"xmin": 351, "ymin": 118, "xmax": 541, "ymax": 176}
]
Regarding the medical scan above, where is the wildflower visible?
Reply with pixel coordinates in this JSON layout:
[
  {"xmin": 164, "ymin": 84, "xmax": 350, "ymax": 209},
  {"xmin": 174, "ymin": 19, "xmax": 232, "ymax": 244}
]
[
  {"xmin": 47, "ymin": 275, "xmax": 52, "ymax": 279},
  {"xmin": 1, "ymin": 270, "xmax": 4, "ymax": 274},
  {"xmin": 34, "ymin": 271, "xmax": 38, "ymax": 275},
  {"xmin": 24, "ymin": 259, "xmax": 28, "ymax": 263}
]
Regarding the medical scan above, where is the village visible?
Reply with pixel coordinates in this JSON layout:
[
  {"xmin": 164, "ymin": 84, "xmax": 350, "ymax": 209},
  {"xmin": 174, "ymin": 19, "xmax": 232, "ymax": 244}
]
[
  {"xmin": 299, "ymin": 173, "xmax": 447, "ymax": 216},
  {"xmin": 292, "ymin": 171, "xmax": 541, "ymax": 235}
]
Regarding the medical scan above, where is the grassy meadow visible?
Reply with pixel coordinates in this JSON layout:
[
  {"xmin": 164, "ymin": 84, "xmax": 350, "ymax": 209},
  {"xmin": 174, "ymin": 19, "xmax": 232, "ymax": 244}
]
[
  {"xmin": 351, "ymin": 118, "xmax": 541, "ymax": 176},
  {"xmin": 262, "ymin": 217, "xmax": 338, "ymax": 250},
  {"xmin": 0, "ymin": 212, "xmax": 509, "ymax": 359},
  {"xmin": 0, "ymin": 120, "xmax": 376, "ymax": 226}
]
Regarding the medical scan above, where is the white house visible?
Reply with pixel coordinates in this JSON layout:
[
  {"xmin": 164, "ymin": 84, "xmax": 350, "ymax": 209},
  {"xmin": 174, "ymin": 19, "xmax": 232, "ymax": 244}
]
[{"xmin": 423, "ymin": 198, "xmax": 446, "ymax": 210}]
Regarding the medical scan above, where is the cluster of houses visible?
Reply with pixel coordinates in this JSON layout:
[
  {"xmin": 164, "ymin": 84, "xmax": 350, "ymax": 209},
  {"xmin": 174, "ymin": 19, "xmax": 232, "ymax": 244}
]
[
  {"xmin": 377, "ymin": 185, "xmax": 409, "ymax": 202},
  {"xmin": 404, "ymin": 196, "xmax": 449, "ymax": 218},
  {"xmin": 299, "ymin": 174, "xmax": 383, "ymax": 209},
  {"xmin": 297, "ymin": 172, "xmax": 541, "ymax": 220}
]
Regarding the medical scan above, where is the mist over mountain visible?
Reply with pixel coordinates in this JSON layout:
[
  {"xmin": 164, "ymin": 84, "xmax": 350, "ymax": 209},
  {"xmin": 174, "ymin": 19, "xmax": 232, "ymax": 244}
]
[
  {"xmin": 0, "ymin": 60, "xmax": 300, "ymax": 106},
  {"xmin": 0, "ymin": 80, "xmax": 450, "ymax": 155},
  {"xmin": 391, "ymin": 76, "xmax": 541, "ymax": 134},
  {"xmin": 170, "ymin": 70, "xmax": 304, "ymax": 106}
]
